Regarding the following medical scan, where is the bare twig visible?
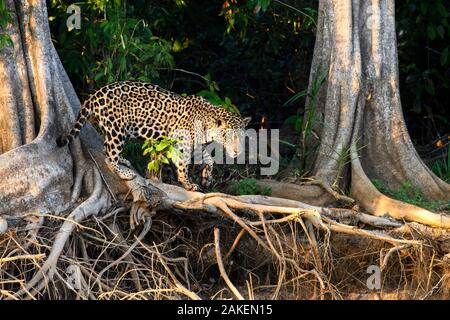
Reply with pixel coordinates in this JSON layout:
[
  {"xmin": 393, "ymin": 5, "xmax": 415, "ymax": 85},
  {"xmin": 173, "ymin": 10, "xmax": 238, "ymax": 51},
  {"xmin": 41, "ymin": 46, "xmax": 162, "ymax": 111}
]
[{"xmin": 214, "ymin": 228, "xmax": 245, "ymax": 300}]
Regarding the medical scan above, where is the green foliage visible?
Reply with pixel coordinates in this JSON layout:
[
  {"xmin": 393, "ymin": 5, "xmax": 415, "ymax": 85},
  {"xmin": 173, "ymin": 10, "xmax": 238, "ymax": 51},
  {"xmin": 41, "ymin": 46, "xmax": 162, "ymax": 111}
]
[
  {"xmin": 283, "ymin": 69, "xmax": 326, "ymax": 131},
  {"xmin": 50, "ymin": 0, "xmax": 318, "ymax": 127},
  {"xmin": 230, "ymin": 178, "xmax": 271, "ymax": 196},
  {"xmin": 196, "ymin": 73, "xmax": 240, "ymax": 113},
  {"xmin": 430, "ymin": 147, "xmax": 450, "ymax": 182},
  {"xmin": 49, "ymin": 0, "xmax": 174, "ymax": 91},
  {"xmin": 142, "ymin": 137, "xmax": 181, "ymax": 178},
  {"xmin": 0, "ymin": 0, "xmax": 12, "ymax": 48},
  {"xmin": 122, "ymin": 139, "xmax": 148, "ymax": 176},
  {"xmin": 372, "ymin": 179, "xmax": 445, "ymax": 211},
  {"xmin": 171, "ymin": 1, "xmax": 318, "ymax": 122},
  {"xmin": 281, "ymin": 69, "xmax": 327, "ymax": 169}
]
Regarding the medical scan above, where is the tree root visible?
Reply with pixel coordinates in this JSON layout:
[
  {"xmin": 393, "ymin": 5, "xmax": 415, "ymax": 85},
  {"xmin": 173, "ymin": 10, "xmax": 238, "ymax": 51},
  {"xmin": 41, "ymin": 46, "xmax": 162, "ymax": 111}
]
[
  {"xmin": 254, "ymin": 179, "xmax": 336, "ymax": 206},
  {"xmin": 8, "ymin": 159, "xmax": 449, "ymax": 299},
  {"xmin": 8, "ymin": 162, "xmax": 163, "ymax": 299},
  {"xmin": 214, "ymin": 228, "xmax": 245, "ymax": 300},
  {"xmin": 10, "ymin": 166, "xmax": 110, "ymax": 300},
  {"xmin": 302, "ymin": 177, "xmax": 355, "ymax": 205},
  {"xmin": 350, "ymin": 144, "xmax": 450, "ymax": 230},
  {"xmin": 152, "ymin": 183, "xmax": 422, "ymax": 250},
  {"xmin": 94, "ymin": 216, "xmax": 152, "ymax": 287}
]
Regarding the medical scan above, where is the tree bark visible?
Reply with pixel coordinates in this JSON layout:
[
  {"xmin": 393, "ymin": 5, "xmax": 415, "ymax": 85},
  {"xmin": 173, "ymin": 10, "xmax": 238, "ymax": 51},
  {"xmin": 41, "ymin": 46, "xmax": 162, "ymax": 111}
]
[
  {"xmin": 0, "ymin": 0, "xmax": 104, "ymax": 219},
  {"xmin": 302, "ymin": 1, "xmax": 449, "ymax": 210}
]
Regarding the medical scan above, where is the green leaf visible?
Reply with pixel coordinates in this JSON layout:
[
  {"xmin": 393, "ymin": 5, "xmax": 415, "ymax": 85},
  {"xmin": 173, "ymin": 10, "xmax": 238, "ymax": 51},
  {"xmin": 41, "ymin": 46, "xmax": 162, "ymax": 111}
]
[
  {"xmin": 118, "ymin": 56, "xmax": 127, "ymax": 72},
  {"xmin": 172, "ymin": 39, "xmax": 183, "ymax": 52},
  {"xmin": 155, "ymin": 141, "xmax": 168, "ymax": 151},
  {"xmin": 5, "ymin": 36, "xmax": 12, "ymax": 47},
  {"xmin": 425, "ymin": 79, "xmax": 436, "ymax": 96},
  {"xmin": 427, "ymin": 24, "xmax": 436, "ymax": 40},
  {"xmin": 437, "ymin": 2, "xmax": 448, "ymax": 18},
  {"xmin": 437, "ymin": 25, "xmax": 445, "ymax": 39},
  {"xmin": 147, "ymin": 160, "xmax": 159, "ymax": 174},
  {"xmin": 170, "ymin": 148, "xmax": 182, "ymax": 162},
  {"xmin": 259, "ymin": 0, "xmax": 271, "ymax": 11},
  {"xmin": 295, "ymin": 117, "xmax": 303, "ymax": 133},
  {"xmin": 94, "ymin": 73, "xmax": 103, "ymax": 81},
  {"xmin": 441, "ymin": 47, "xmax": 449, "ymax": 66},
  {"xmin": 283, "ymin": 115, "xmax": 300, "ymax": 126},
  {"xmin": 197, "ymin": 90, "xmax": 223, "ymax": 106},
  {"xmin": 283, "ymin": 90, "xmax": 309, "ymax": 107}
]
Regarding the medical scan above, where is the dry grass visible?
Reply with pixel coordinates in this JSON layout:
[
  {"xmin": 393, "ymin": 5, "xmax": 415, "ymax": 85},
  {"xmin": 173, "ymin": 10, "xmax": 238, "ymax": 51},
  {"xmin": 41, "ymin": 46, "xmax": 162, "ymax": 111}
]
[{"xmin": 0, "ymin": 204, "xmax": 449, "ymax": 300}]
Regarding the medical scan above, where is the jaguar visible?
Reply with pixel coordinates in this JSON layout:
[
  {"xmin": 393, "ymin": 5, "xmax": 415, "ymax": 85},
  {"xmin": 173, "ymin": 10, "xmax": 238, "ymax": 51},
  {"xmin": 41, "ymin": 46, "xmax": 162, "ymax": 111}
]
[{"xmin": 56, "ymin": 81, "xmax": 250, "ymax": 191}]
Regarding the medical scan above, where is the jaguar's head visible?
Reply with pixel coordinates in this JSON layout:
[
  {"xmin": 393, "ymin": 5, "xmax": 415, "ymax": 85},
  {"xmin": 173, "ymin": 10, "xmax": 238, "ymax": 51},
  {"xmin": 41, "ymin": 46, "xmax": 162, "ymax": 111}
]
[
  {"xmin": 188, "ymin": 95, "xmax": 251, "ymax": 157},
  {"xmin": 209, "ymin": 105, "xmax": 251, "ymax": 158}
]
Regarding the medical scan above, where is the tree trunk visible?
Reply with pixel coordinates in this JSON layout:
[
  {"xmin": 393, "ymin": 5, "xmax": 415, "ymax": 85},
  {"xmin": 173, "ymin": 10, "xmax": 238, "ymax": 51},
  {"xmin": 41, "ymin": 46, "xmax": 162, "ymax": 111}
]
[
  {"xmin": 0, "ymin": 1, "xmax": 167, "ymax": 297},
  {"xmin": 0, "ymin": 0, "xmax": 106, "ymax": 220},
  {"xmin": 302, "ymin": 1, "xmax": 449, "ymax": 215}
]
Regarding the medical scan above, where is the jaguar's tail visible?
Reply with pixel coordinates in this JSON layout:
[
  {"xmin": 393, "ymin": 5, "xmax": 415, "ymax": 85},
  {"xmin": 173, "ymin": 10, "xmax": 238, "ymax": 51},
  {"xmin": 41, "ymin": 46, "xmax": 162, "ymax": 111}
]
[{"xmin": 56, "ymin": 98, "xmax": 93, "ymax": 147}]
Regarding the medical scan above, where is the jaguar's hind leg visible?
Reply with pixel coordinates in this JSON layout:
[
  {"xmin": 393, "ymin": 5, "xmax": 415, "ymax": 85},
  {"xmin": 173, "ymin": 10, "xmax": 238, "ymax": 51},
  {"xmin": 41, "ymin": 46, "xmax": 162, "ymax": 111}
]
[
  {"xmin": 118, "ymin": 156, "xmax": 132, "ymax": 167},
  {"xmin": 104, "ymin": 126, "xmax": 135, "ymax": 180}
]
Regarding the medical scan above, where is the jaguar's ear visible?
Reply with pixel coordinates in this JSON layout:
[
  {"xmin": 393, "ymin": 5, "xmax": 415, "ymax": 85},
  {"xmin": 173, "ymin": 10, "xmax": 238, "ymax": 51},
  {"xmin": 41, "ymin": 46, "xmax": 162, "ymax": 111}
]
[{"xmin": 243, "ymin": 116, "xmax": 252, "ymax": 126}]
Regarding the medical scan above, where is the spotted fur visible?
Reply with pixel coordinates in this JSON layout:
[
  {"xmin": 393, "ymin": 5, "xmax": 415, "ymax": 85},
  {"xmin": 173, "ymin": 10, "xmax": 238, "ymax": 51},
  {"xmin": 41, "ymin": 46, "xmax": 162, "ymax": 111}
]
[{"xmin": 57, "ymin": 81, "xmax": 250, "ymax": 191}]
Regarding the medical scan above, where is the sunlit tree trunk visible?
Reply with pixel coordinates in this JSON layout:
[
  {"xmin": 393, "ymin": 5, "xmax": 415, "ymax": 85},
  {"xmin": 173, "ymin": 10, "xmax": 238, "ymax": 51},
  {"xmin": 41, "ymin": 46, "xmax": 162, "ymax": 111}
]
[
  {"xmin": 0, "ymin": 1, "xmax": 165, "ymax": 297},
  {"xmin": 301, "ymin": 0, "xmax": 449, "ymax": 224},
  {"xmin": 0, "ymin": 0, "xmax": 107, "ymax": 220}
]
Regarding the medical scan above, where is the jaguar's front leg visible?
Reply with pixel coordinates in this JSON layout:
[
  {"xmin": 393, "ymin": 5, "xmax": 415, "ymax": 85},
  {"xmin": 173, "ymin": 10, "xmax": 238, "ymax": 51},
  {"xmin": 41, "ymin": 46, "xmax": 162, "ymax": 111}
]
[
  {"xmin": 173, "ymin": 158, "xmax": 202, "ymax": 191},
  {"xmin": 170, "ymin": 137, "xmax": 202, "ymax": 191},
  {"xmin": 200, "ymin": 149, "xmax": 214, "ymax": 188}
]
